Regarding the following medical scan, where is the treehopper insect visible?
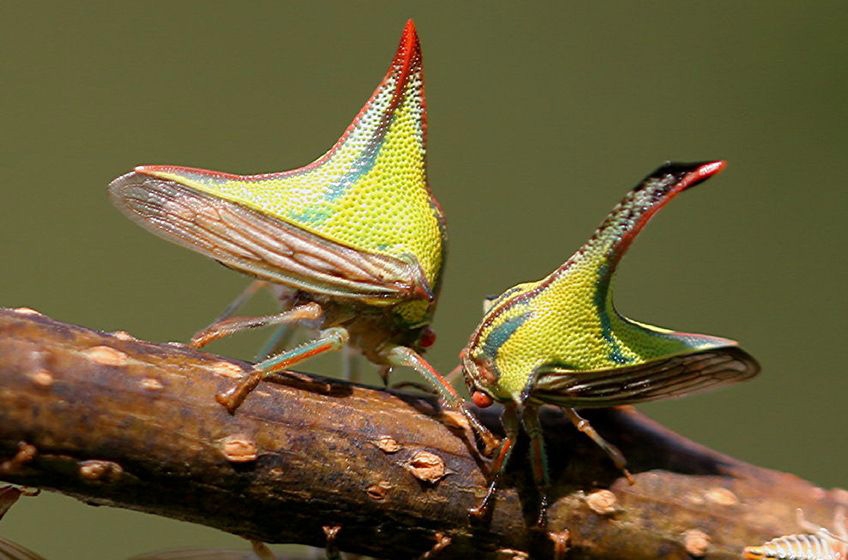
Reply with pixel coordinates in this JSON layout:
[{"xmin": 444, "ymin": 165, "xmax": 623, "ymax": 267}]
[
  {"xmin": 108, "ymin": 20, "xmax": 493, "ymax": 445},
  {"xmin": 459, "ymin": 161, "xmax": 760, "ymax": 523}
]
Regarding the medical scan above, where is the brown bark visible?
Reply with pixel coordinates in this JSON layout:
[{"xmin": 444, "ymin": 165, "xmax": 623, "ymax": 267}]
[{"xmin": 0, "ymin": 307, "xmax": 844, "ymax": 559}]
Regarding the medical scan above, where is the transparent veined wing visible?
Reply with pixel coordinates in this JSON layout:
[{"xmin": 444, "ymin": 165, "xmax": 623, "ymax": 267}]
[
  {"xmin": 109, "ymin": 172, "xmax": 432, "ymax": 303},
  {"xmin": 532, "ymin": 346, "xmax": 759, "ymax": 407}
]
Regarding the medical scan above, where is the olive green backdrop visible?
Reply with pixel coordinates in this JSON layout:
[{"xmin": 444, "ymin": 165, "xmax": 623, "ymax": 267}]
[{"xmin": 1, "ymin": 2, "xmax": 846, "ymax": 558}]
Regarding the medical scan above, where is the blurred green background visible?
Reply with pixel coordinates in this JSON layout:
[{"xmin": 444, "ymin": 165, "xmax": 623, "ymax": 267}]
[{"xmin": 1, "ymin": 1, "xmax": 846, "ymax": 558}]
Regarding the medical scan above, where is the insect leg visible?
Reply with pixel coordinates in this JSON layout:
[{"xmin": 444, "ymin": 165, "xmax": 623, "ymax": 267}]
[
  {"xmin": 387, "ymin": 364, "xmax": 463, "ymax": 401},
  {"xmin": 521, "ymin": 403, "xmax": 551, "ymax": 527},
  {"xmin": 469, "ymin": 403, "xmax": 520, "ymax": 519},
  {"xmin": 341, "ymin": 344, "xmax": 362, "ymax": 382},
  {"xmin": 216, "ymin": 326, "xmax": 349, "ymax": 413},
  {"xmin": 562, "ymin": 408, "xmax": 634, "ymax": 483},
  {"xmin": 445, "ymin": 363, "xmax": 463, "ymax": 384},
  {"xmin": 253, "ymin": 324, "xmax": 297, "ymax": 361},
  {"xmin": 198, "ymin": 279, "xmax": 268, "ymax": 331},
  {"xmin": 191, "ymin": 302, "xmax": 323, "ymax": 348},
  {"xmin": 251, "ymin": 540, "xmax": 276, "ymax": 560},
  {"xmin": 322, "ymin": 525, "xmax": 342, "ymax": 560},
  {"xmin": 383, "ymin": 346, "xmax": 500, "ymax": 455},
  {"xmin": 253, "ymin": 288, "xmax": 303, "ymax": 361}
]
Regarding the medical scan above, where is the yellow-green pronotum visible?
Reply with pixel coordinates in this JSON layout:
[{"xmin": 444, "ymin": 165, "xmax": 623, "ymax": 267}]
[
  {"xmin": 108, "ymin": 21, "xmax": 492, "ymax": 443},
  {"xmin": 460, "ymin": 161, "xmax": 760, "ymax": 522}
]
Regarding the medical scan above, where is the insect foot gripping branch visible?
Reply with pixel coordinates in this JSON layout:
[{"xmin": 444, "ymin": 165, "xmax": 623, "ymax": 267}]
[
  {"xmin": 107, "ymin": 20, "xmax": 494, "ymax": 447},
  {"xmin": 459, "ymin": 161, "xmax": 760, "ymax": 526}
]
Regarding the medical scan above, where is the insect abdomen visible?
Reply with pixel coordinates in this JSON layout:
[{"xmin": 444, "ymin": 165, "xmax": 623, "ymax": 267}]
[{"xmin": 742, "ymin": 533, "xmax": 841, "ymax": 559}]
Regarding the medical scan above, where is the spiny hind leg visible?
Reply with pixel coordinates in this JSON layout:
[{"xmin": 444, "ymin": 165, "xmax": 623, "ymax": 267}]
[
  {"xmin": 253, "ymin": 323, "xmax": 298, "ymax": 361},
  {"xmin": 380, "ymin": 361, "xmax": 439, "ymax": 393},
  {"xmin": 385, "ymin": 360, "xmax": 442, "ymax": 394},
  {"xmin": 469, "ymin": 403, "xmax": 520, "ymax": 519},
  {"xmin": 562, "ymin": 408, "xmax": 633, "ymax": 483},
  {"xmin": 216, "ymin": 325, "xmax": 349, "ymax": 414},
  {"xmin": 522, "ymin": 403, "xmax": 552, "ymax": 527},
  {"xmin": 191, "ymin": 302, "xmax": 323, "ymax": 348},
  {"xmin": 383, "ymin": 346, "xmax": 499, "ymax": 456}
]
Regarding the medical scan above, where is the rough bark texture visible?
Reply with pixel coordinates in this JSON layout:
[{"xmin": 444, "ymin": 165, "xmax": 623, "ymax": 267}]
[{"xmin": 0, "ymin": 308, "xmax": 844, "ymax": 559}]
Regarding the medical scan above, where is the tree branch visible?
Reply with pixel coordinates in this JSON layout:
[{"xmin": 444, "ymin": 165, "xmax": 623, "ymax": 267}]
[{"xmin": 0, "ymin": 308, "xmax": 844, "ymax": 559}]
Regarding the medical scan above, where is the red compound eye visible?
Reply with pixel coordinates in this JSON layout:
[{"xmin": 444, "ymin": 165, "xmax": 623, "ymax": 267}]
[
  {"xmin": 472, "ymin": 391, "xmax": 494, "ymax": 408},
  {"xmin": 418, "ymin": 327, "xmax": 436, "ymax": 348}
]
